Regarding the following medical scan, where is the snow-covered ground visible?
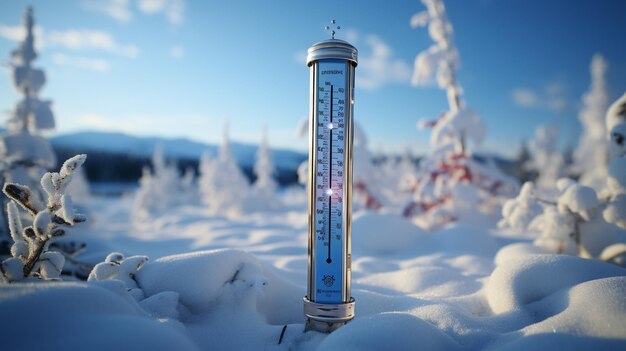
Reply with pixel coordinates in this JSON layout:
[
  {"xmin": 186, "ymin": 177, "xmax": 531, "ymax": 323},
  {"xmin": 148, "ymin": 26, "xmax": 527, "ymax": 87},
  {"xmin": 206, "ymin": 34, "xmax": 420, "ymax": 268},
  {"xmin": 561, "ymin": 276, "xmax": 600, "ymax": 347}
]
[
  {"xmin": 1, "ymin": 2, "xmax": 625, "ymax": 350},
  {"xmin": 2, "ymin": 190, "xmax": 625, "ymax": 351}
]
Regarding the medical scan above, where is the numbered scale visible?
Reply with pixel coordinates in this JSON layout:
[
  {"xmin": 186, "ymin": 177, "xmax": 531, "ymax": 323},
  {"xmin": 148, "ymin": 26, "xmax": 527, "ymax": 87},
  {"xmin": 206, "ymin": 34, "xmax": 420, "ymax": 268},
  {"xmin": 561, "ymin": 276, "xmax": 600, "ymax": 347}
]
[{"xmin": 304, "ymin": 22, "xmax": 357, "ymax": 333}]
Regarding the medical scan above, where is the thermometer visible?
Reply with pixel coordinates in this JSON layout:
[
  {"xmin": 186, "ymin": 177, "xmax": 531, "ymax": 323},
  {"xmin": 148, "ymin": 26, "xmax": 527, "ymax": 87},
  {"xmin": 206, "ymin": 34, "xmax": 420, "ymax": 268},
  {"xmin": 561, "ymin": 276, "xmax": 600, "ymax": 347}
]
[{"xmin": 304, "ymin": 21, "xmax": 357, "ymax": 333}]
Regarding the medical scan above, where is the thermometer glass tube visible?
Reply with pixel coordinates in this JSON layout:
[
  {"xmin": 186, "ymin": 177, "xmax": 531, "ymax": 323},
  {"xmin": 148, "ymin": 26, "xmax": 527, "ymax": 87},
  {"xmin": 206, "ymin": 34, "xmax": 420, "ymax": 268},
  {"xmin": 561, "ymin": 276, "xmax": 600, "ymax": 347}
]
[{"xmin": 304, "ymin": 38, "xmax": 357, "ymax": 332}]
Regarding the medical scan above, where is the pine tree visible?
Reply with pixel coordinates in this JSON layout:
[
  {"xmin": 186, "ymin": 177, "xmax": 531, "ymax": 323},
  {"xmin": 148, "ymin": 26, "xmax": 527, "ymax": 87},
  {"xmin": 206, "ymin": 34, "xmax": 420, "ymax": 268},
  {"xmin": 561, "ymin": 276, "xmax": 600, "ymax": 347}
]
[
  {"xmin": 199, "ymin": 120, "xmax": 250, "ymax": 216},
  {"xmin": 0, "ymin": 7, "xmax": 56, "ymax": 251},
  {"xmin": 132, "ymin": 145, "xmax": 183, "ymax": 222}
]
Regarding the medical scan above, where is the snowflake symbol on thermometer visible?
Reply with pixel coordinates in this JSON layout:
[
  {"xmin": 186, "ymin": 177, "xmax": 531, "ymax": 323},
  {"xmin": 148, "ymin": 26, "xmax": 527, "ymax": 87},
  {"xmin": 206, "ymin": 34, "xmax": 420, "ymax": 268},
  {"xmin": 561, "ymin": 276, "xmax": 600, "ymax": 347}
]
[{"xmin": 322, "ymin": 275, "xmax": 335, "ymax": 287}]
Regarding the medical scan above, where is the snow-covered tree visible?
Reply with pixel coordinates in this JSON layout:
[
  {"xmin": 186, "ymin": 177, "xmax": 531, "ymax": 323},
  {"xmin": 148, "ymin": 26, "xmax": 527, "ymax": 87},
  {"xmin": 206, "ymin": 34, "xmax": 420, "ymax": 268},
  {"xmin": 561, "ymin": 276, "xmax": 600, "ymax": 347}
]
[
  {"xmin": 353, "ymin": 123, "xmax": 385, "ymax": 210},
  {"xmin": 527, "ymin": 124, "xmax": 565, "ymax": 193},
  {"xmin": 531, "ymin": 179, "xmax": 599, "ymax": 256},
  {"xmin": 0, "ymin": 7, "xmax": 56, "ymax": 248},
  {"xmin": 199, "ymin": 121, "xmax": 250, "ymax": 216},
  {"xmin": 500, "ymin": 94, "xmax": 626, "ymax": 264},
  {"xmin": 404, "ymin": 0, "xmax": 517, "ymax": 229},
  {"xmin": 132, "ymin": 145, "xmax": 184, "ymax": 222},
  {"xmin": 0, "ymin": 155, "xmax": 87, "ymax": 282},
  {"xmin": 253, "ymin": 127, "xmax": 278, "ymax": 199},
  {"xmin": 410, "ymin": 0, "xmax": 460, "ymax": 112},
  {"xmin": 573, "ymin": 54, "xmax": 610, "ymax": 192}
]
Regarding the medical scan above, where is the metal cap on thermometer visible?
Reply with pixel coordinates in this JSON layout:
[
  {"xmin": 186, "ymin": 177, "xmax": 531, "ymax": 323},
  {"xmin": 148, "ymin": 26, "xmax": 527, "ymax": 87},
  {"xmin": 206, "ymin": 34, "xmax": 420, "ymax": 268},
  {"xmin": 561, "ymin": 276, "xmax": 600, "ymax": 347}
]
[
  {"xmin": 306, "ymin": 39, "xmax": 358, "ymax": 67},
  {"xmin": 304, "ymin": 21, "xmax": 358, "ymax": 334}
]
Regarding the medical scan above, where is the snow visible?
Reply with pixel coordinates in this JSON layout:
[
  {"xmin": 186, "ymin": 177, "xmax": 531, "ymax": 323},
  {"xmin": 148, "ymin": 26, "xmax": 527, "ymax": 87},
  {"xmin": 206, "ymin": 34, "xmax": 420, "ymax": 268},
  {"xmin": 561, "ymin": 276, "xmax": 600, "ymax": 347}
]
[
  {"xmin": 600, "ymin": 243, "xmax": 626, "ymax": 267},
  {"xmin": 0, "ymin": 282, "xmax": 199, "ymax": 351},
  {"xmin": 352, "ymin": 212, "xmax": 425, "ymax": 255},
  {"xmin": 318, "ymin": 312, "xmax": 460, "ymax": 351},
  {"xmin": 486, "ymin": 254, "xmax": 626, "ymax": 314},
  {"xmin": 486, "ymin": 277, "xmax": 626, "ymax": 350},
  {"xmin": 1, "ymin": 175, "xmax": 625, "ymax": 350},
  {"xmin": 557, "ymin": 181, "xmax": 598, "ymax": 221}
]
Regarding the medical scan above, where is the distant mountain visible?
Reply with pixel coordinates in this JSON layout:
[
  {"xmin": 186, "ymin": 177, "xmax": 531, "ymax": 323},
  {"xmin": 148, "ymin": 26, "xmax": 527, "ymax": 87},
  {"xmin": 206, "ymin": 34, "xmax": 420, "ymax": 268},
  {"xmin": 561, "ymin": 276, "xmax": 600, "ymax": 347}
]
[{"xmin": 50, "ymin": 131, "xmax": 306, "ymax": 170}]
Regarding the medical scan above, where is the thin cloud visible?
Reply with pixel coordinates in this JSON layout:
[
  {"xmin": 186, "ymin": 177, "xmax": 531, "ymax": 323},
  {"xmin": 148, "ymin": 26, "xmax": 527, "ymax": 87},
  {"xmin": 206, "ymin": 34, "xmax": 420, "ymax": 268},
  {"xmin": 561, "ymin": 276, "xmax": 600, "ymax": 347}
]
[
  {"xmin": 170, "ymin": 45, "xmax": 184, "ymax": 59},
  {"xmin": 52, "ymin": 53, "xmax": 110, "ymax": 72},
  {"xmin": 357, "ymin": 33, "xmax": 412, "ymax": 90},
  {"xmin": 0, "ymin": 25, "xmax": 139, "ymax": 58},
  {"xmin": 512, "ymin": 83, "xmax": 568, "ymax": 112},
  {"xmin": 83, "ymin": 0, "xmax": 132, "ymax": 22},
  {"xmin": 84, "ymin": 0, "xmax": 184, "ymax": 25},
  {"xmin": 47, "ymin": 29, "xmax": 139, "ymax": 58},
  {"xmin": 138, "ymin": 0, "xmax": 184, "ymax": 25}
]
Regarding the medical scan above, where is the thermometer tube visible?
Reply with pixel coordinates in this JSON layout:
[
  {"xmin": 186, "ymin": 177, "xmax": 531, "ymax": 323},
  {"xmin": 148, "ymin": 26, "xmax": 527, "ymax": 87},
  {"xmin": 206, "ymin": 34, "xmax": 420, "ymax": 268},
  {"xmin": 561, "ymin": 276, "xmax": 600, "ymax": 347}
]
[{"xmin": 304, "ymin": 38, "xmax": 357, "ymax": 333}]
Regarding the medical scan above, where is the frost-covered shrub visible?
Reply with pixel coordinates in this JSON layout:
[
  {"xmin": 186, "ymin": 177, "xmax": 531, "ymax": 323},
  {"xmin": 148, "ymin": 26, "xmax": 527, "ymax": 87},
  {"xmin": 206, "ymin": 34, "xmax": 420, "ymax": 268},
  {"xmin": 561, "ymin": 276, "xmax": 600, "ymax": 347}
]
[
  {"xmin": 0, "ymin": 155, "xmax": 87, "ymax": 282},
  {"xmin": 88, "ymin": 252, "xmax": 149, "ymax": 300},
  {"xmin": 530, "ymin": 180, "xmax": 599, "ymax": 256},
  {"xmin": 198, "ymin": 122, "xmax": 250, "ymax": 216},
  {"xmin": 501, "ymin": 93, "xmax": 626, "ymax": 263},
  {"xmin": 498, "ymin": 182, "xmax": 543, "ymax": 230},
  {"xmin": 404, "ymin": 0, "xmax": 518, "ymax": 229}
]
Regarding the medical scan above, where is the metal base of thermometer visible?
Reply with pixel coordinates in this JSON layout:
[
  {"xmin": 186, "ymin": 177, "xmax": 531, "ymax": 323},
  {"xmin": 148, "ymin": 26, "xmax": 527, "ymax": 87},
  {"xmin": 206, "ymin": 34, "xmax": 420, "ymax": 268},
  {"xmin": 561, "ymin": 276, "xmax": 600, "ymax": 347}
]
[{"xmin": 303, "ymin": 297, "xmax": 355, "ymax": 333}]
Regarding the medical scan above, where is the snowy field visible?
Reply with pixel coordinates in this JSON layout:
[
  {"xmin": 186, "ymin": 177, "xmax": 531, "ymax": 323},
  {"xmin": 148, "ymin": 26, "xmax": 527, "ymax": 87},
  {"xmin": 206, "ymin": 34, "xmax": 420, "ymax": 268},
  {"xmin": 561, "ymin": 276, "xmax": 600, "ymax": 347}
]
[{"xmin": 2, "ymin": 190, "xmax": 625, "ymax": 351}]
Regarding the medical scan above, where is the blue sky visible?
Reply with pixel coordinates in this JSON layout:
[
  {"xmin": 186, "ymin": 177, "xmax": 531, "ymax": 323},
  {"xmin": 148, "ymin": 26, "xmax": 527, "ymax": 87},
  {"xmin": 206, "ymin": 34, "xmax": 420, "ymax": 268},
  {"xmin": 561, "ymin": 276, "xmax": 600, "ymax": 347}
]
[{"xmin": 0, "ymin": 0, "xmax": 625, "ymax": 157}]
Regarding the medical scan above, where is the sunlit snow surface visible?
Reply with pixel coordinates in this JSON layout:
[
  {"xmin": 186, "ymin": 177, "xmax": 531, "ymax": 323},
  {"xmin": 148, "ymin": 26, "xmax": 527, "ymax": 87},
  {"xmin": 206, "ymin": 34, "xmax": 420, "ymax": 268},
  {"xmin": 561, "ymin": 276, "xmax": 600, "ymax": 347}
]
[{"xmin": 1, "ymin": 191, "xmax": 625, "ymax": 351}]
